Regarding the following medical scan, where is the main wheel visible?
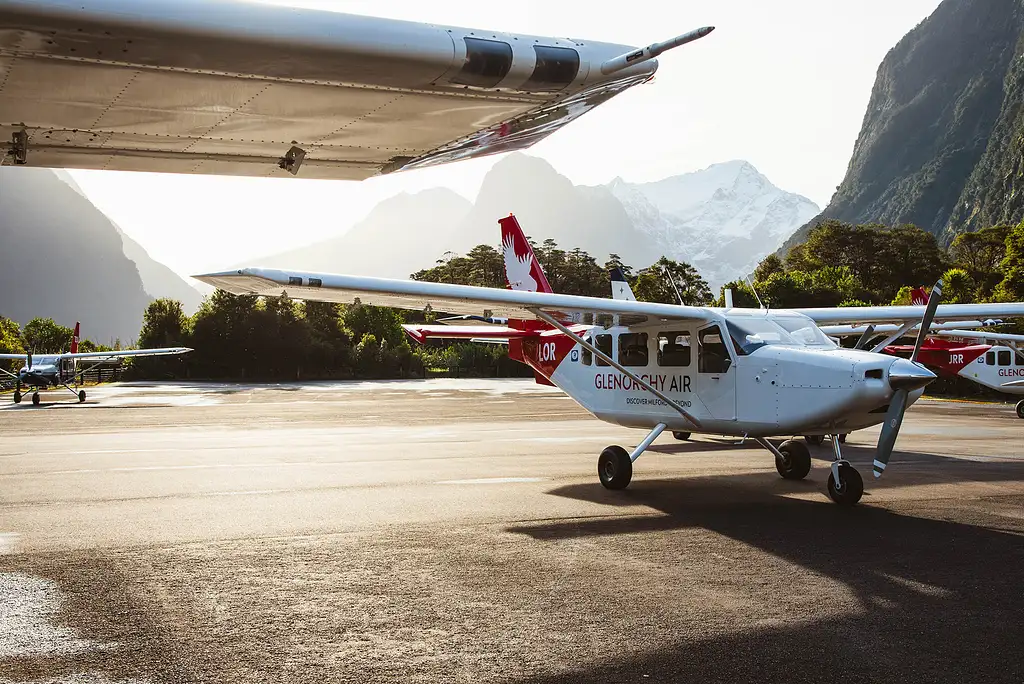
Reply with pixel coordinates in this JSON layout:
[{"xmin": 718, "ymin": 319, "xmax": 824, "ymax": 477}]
[
  {"xmin": 775, "ymin": 439, "xmax": 812, "ymax": 480},
  {"xmin": 78, "ymin": 390, "xmax": 86, "ymax": 403},
  {"xmin": 1016, "ymin": 400, "xmax": 1024, "ymax": 420},
  {"xmin": 13, "ymin": 390, "xmax": 21, "ymax": 404},
  {"xmin": 598, "ymin": 445, "xmax": 632, "ymax": 490},
  {"xmin": 672, "ymin": 431, "xmax": 691, "ymax": 441},
  {"xmin": 803, "ymin": 434, "xmax": 825, "ymax": 446},
  {"xmin": 826, "ymin": 463, "xmax": 864, "ymax": 506},
  {"xmin": 31, "ymin": 392, "xmax": 40, "ymax": 406}
]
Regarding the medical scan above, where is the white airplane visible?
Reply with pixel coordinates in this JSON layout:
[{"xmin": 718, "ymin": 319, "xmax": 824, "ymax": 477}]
[
  {"xmin": 0, "ymin": 322, "xmax": 192, "ymax": 406},
  {"xmin": 0, "ymin": 0, "xmax": 713, "ymax": 179},
  {"xmin": 194, "ymin": 219, "xmax": 1024, "ymax": 507}
]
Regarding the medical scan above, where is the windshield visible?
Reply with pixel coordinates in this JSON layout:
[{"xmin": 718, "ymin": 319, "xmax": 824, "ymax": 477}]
[
  {"xmin": 772, "ymin": 316, "xmax": 837, "ymax": 348},
  {"xmin": 725, "ymin": 318, "xmax": 797, "ymax": 354}
]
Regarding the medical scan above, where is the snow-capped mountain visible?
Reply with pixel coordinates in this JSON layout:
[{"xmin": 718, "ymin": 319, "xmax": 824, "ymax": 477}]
[{"xmin": 606, "ymin": 161, "xmax": 820, "ymax": 288}]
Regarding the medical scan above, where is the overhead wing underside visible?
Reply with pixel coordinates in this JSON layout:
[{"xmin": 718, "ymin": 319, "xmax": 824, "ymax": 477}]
[
  {"xmin": 0, "ymin": 0, "xmax": 706, "ymax": 179},
  {"xmin": 194, "ymin": 267, "xmax": 714, "ymax": 326},
  {"xmin": 796, "ymin": 303, "xmax": 1024, "ymax": 326}
]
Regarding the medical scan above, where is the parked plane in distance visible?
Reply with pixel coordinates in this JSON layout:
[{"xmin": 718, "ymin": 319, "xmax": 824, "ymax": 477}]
[
  {"xmin": 0, "ymin": 322, "xmax": 192, "ymax": 406},
  {"xmin": 0, "ymin": 0, "xmax": 713, "ymax": 180},
  {"xmin": 195, "ymin": 217, "xmax": 1024, "ymax": 506},
  {"xmin": 822, "ymin": 286, "xmax": 1024, "ymax": 419}
]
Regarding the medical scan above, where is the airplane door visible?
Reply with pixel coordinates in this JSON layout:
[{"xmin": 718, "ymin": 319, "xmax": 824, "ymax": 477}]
[{"xmin": 696, "ymin": 324, "xmax": 736, "ymax": 421}]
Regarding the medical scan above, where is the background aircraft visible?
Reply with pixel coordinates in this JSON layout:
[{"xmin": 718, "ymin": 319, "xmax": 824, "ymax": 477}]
[
  {"xmin": 0, "ymin": 0, "xmax": 712, "ymax": 179},
  {"xmin": 194, "ymin": 218, "xmax": 1024, "ymax": 506},
  {"xmin": 0, "ymin": 322, "xmax": 191, "ymax": 405}
]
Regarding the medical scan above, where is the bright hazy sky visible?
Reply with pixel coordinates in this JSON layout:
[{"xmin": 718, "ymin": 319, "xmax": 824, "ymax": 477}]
[{"xmin": 67, "ymin": 0, "xmax": 944, "ymax": 279}]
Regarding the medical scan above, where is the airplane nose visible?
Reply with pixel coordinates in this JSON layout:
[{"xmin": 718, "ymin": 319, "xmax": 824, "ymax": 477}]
[{"xmin": 888, "ymin": 358, "xmax": 936, "ymax": 392}]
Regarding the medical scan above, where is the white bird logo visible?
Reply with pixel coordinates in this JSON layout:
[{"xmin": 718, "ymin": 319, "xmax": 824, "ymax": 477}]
[{"xmin": 502, "ymin": 232, "xmax": 538, "ymax": 292}]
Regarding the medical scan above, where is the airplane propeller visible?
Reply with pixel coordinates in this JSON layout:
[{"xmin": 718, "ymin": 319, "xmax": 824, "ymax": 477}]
[
  {"xmin": 26, "ymin": 348, "xmax": 32, "ymax": 370},
  {"xmin": 872, "ymin": 280, "xmax": 942, "ymax": 479}
]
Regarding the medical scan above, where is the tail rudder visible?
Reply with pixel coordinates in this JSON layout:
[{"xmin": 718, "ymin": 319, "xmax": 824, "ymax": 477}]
[
  {"xmin": 499, "ymin": 214, "xmax": 553, "ymax": 294},
  {"xmin": 609, "ymin": 267, "xmax": 636, "ymax": 301},
  {"xmin": 70, "ymin": 322, "xmax": 80, "ymax": 353},
  {"xmin": 911, "ymin": 287, "xmax": 929, "ymax": 306}
]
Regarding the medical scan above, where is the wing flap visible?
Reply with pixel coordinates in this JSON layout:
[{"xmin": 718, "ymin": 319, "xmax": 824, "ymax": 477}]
[{"xmin": 797, "ymin": 303, "xmax": 1024, "ymax": 325}]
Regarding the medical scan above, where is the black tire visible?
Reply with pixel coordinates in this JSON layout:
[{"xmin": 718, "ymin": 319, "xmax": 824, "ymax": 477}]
[
  {"xmin": 31, "ymin": 392, "xmax": 40, "ymax": 406},
  {"xmin": 1016, "ymin": 400, "xmax": 1024, "ymax": 420},
  {"xmin": 775, "ymin": 439, "xmax": 812, "ymax": 480},
  {"xmin": 672, "ymin": 431, "xmax": 691, "ymax": 441},
  {"xmin": 78, "ymin": 390, "xmax": 86, "ymax": 403},
  {"xmin": 598, "ymin": 445, "xmax": 633, "ymax": 490},
  {"xmin": 13, "ymin": 390, "xmax": 21, "ymax": 404},
  {"xmin": 803, "ymin": 434, "xmax": 825, "ymax": 446},
  {"xmin": 826, "ymin": 463, "xmax": 864, "ymax": 506}
]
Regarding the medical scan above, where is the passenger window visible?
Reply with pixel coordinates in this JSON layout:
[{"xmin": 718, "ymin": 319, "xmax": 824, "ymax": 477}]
[
  {"xmin": 658, "ymin": 331, "xmax": 691, "ymax": 367},
  {"xmin": 581, "ymin": 332, "xmax": 592, "ymax": 366},
  {"xmin": 453, "ymin": 37, "xmax": 513, "ymax": 88},
  {"xmin": 998, "ymin": 350, "xmax": 1011, "ymax": 366},
  {"xmin": 699, "ymin": 325, "xmax": 732, "ymax": 374},
  {"xmin": 595, "ymin": 334, "xmax": 612, "ymax": 367},
  {"xmin": 986, "ymin": 351, "xmax": 996, "ymax": 365},
  {"xmin": 618, "ymin": 333, "xmax": 648, "ymax": 367},
  {"xmin": 1017, "ymin": 351, "xmax": 1024, "ymax": 366}
]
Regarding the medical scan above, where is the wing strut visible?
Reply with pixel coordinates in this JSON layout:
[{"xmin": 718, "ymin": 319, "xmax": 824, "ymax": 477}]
[{"xmin": 528, "ymin": 308, "xmax": 702, "ymax": 429}]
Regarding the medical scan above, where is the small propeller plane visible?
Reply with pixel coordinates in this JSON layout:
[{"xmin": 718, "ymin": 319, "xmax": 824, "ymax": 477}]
[
  {"xmin": 0, "ymin": 0, "xmax": 713, "ymax": 179},
  {"xmin": 821, "ymin": 287, "xmax": 1024, "ymax": 419},
  {"xmin": 0, "ymin": 322, "xmax": 192, "ymax": 406},
  {"xmin": 195, "ymin": 216, "xmax": 1024, "ymax": 506}
]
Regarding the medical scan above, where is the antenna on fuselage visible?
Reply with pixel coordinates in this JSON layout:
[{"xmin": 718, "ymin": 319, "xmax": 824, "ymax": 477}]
[
  {"xmin": 724, "ymin": 288, "xmax": 734, "ymax": 309},
  {"xmin": 745, "ymin": 277, "xmax": 766, "ymax": 310},
  {"xmin": 663, "ymin": 266, "xmax": 684, "ymax": 306}
]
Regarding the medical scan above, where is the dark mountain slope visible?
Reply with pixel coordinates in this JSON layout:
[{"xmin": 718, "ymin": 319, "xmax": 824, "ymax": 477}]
[
  {"xmin": 0, "ymin": 167, "xmax": 152, "ymax": 344},
  {"xmin": 784, "ymin": 0, "xmax": 1024, "ymax": 251}
]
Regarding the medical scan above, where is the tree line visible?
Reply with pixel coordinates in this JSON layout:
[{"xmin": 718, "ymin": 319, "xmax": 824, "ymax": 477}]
[{"xmin": 2, "ymin": 219, "xmax": 1022, "ymax": 382}]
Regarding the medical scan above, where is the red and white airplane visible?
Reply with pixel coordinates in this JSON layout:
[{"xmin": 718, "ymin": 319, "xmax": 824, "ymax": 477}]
[
  {"xmin": 0, "ymin": 322, "xmax": 191, "ymax": 406},
  {"xmin": 0, "ymin": 0, "xmax": 713, "ymax": 179},
  {"xmin": 195, "ymin": 216, "xmax": 1024, "ymax": 506},
  {"xmin": 821, "ymin": 287, "xmax": 1024, "ymax": 419}
]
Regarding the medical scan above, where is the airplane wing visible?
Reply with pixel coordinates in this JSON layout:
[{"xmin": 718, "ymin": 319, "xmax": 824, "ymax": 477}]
[
  {"xmin": 930, "ymin": 329, "xmax": 1024, "ymax": 344},
  {"xmin": 58, "ymin": 347, "xmax": 193, "ymax": 361},
  {"xmin": 795, "ymin": 303, "xmax": 1024, "ymax": 326},
  {"xmin": 0, "ymin": 354, "xmax": 28, "ymax": 360},
  {"xmin": 819, "ymin": 321, "xmax": 1002, "ymax": 336},
  {"xmin": 193, "ymin": 268, "xmax": 714, "ymax": 325},
  {"xmin": 0, "ymin": 0, "xmax": 713, "ymax": 179}
]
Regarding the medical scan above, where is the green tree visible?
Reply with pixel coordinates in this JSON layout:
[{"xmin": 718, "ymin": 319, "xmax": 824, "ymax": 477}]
[
  {"xmin": 344, "ymin": 304, "xmax": 405, "ymax": 347},
  {"xmin": 941, "ymin": 268, "xmax": 974, "ymax": 304},
  {"xmin": 949, "ymin": 224, "xmax": 1012, "ymax": 298},
  {"xmin": 993, "ymin": 221, "xmax": 1024, "ymax": 302},
  {"xmin": 22, "ymin": 318, "xmax": 74, "ymax": 353},
  {"xmin": 753, "ymin": 253, "xmax": 785, "ymax": 283},
  {"xmin": 633, "ymin": 257, "xmax": 712, "ymax": 305},
  {"xmin": 0, "ymin": 316, "xmax": 24, "ymax": 373}
]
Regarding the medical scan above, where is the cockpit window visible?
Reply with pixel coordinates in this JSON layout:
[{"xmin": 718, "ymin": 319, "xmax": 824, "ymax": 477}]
[
  {"xmin": 725, "ymin": 318, "xmax": 797, "ymax": 355},
  {"xmin": 772, "ymin": 316, "xmax": 836, "ymax": 347}
]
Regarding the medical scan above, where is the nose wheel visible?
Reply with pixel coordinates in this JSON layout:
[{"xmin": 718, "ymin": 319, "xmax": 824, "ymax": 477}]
[
  {"xmin": 13, "ymin": 390, "xmax": 21, "ymax": 404},
  {"xmin": 827, "ymin": 462, "xmax": 864, "ymax": 506}
]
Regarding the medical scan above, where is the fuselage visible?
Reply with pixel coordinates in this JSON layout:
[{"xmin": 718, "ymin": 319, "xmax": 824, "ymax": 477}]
[
  {"xmin": 513, "ymin": 308, "xmax": 929, "ymax": 438},
  {"xmin": 16, "ymin": 356, "xmax": 63, "ymax": 389},
  {"xmin": 886, "ymin": 340, "xmax": 1024, "ymax": 396}
]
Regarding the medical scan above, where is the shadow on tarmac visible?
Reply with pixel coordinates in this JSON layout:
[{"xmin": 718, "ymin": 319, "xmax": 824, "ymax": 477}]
[{"xmin": 507, "ymin": 465, "xmax": 1024, "ymax": 683}]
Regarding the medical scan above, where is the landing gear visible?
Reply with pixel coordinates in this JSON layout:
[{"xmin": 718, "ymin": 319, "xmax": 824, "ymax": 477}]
[
  {"xmin": 672, "ymin": 431, "xmax": 691, "ymax": 441},
  {"xmin": 827, "ymin": 463, "xmax": 864, "ymax": 506},
  {"xmin": 803, "ymin": 434, "xmax": 825, "ymax": 446},
  {"xmin": 1016, "ymin": 400, "xmax": 1024, "ymax": 420},
  {"xmin": 838, "ymin": 433, "xmax": 848, "ymax": 443},
  {"xmin": 774, "ymin": 439, "xmax": 811, "ymax": 480},
  {"xmin": 78, "ymin": 390, "xmax": 86, "ymax": 403},
  {"xmin": 597, "ymin": 423, "xmax": 667, "ymax": 491},
  {"xmin": 13, "ymin": 390, "xmax": 21, "ymax": 404},
  {"xmin": 31, "ymin": 392, "xmax": 40, "ymax": 406},
  {"xmin": 598, "ymin": 446, "xmax": 632, "ymax": 490},
  {"xmin": 826, "ymin": 433, "xmax": 863, "ymax": 506}
]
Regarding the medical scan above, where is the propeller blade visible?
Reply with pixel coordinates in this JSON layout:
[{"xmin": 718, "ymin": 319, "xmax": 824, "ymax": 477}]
[
  {"xmin": 911, "ymin": 280, "xmax": 943, "ymax": 363},
  {"xmin": 874, "ymin": 388, "xmax": 908, "ymax": 478},
  {"xmin": 26, "ymin": 348, "xmax": 32, "ymax": 370},
  {"xmin": 854, "ymin": 325, "xmax": 876, "ymax": 350}
]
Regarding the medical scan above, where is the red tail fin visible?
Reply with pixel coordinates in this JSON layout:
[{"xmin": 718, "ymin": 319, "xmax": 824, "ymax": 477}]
[
  {"xmin": 70, "ymin": 322, "xmax": 80, "ymax": 353},
  {"xmin": 499, "ymin": 214, "xmax": 553, "ymax": 294},
  {"xmin": 911, "ymin": 287, "xmax": 929, "ymax": 306}
]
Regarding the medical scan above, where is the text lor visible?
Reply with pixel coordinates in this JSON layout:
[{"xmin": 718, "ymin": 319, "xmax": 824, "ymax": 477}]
[{"xmin": 595, "ymin": 373, "xmax": 692, "ymax": 393}]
